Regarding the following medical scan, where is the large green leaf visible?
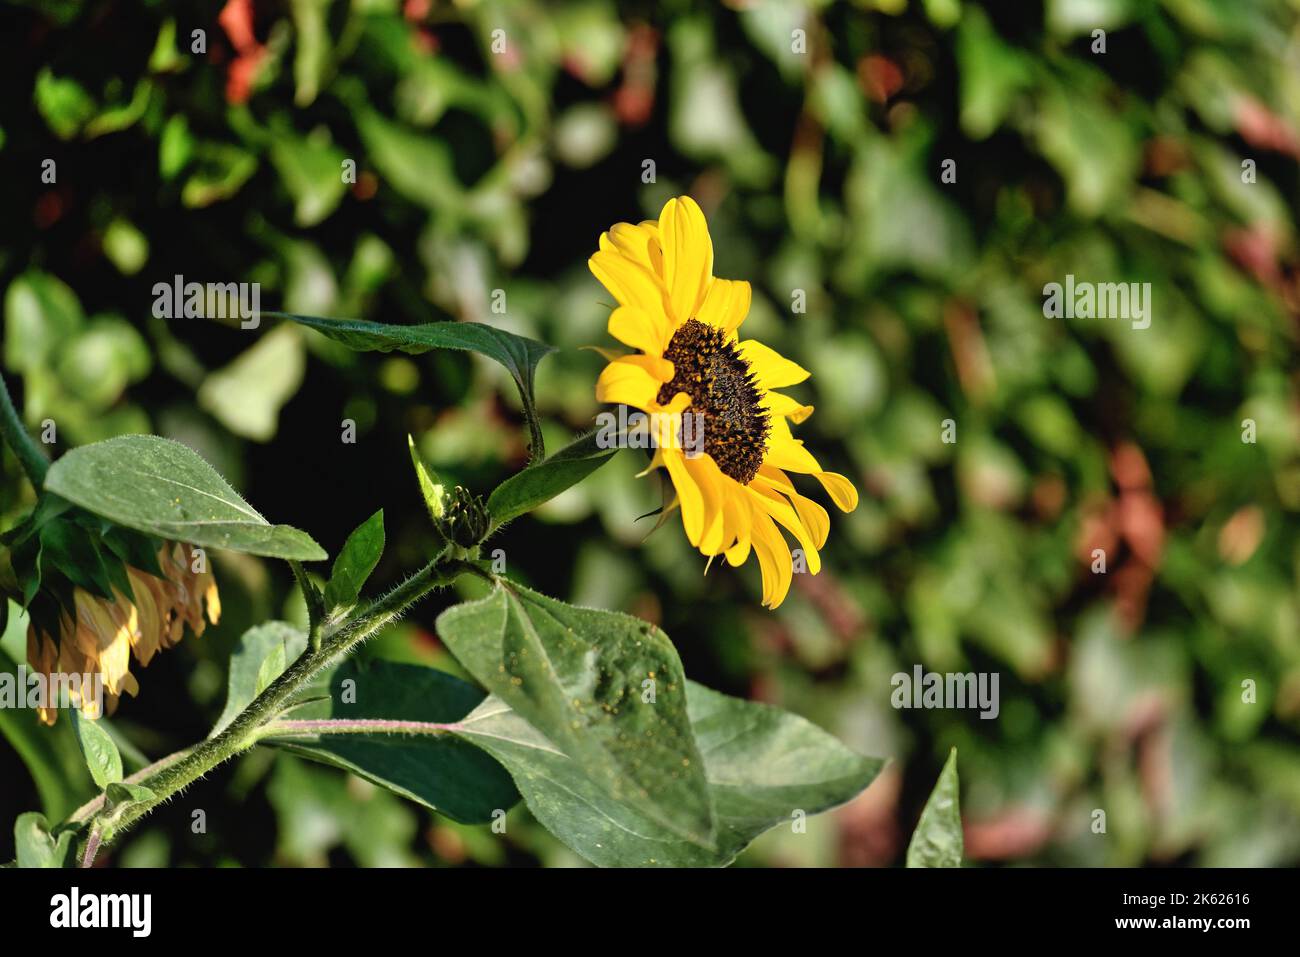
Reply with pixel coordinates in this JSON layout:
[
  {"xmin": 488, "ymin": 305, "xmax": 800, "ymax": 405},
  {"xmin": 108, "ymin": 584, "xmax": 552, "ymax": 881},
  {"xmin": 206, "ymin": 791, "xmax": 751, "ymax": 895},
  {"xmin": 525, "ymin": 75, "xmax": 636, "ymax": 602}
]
[
  {"xmin": 211, "ymin": 621, "xmax": 309, "ymax": 736},
  {"xmin": 263, "ymin": 659, "xmax": 519, "ymax": 824},
  {"xmin": 907, "ymin": 747, "xmax": 963, "ymax": 867},
  {"xmin": 44, "ymin": 435, "xmax": 326, "ymax": 560},
  {"xmin": 436, "ymin": 581, "xmax": 716, "ymax": 847},
  {"xmin": 486, "ymin": 431, "xmax": 617, "ymax": 528},
  {"xmin": 277, "ymin": 312, "xmax": 555, "ymax": 460},
  {"xmin": 453, "ymin": 681, "xmax": 884, "ymax": 866}
]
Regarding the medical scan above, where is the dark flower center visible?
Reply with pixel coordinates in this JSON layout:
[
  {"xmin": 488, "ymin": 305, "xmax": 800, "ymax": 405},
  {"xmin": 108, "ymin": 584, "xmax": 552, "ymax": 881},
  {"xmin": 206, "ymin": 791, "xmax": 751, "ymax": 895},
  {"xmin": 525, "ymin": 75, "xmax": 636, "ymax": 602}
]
[{"xmin": 656, "ymin": 318, "xmax": 769, "ymax": 484}]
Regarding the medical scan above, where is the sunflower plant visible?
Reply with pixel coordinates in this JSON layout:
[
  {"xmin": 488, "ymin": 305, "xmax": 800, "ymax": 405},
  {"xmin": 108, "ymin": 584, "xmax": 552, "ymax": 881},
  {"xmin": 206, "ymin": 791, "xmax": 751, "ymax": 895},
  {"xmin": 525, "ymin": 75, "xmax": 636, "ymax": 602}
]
[{"xmin": 1, "ymin": 198, "xmax": 955, "ymax": 869}]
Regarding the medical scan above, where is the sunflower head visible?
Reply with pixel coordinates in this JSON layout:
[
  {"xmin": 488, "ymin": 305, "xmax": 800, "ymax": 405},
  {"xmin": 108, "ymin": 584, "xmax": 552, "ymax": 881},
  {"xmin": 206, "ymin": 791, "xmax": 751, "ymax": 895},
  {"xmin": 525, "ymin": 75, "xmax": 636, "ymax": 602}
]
[{"xmin": 589, "ymin": 195, "xmax": 859, "ymax": 609}]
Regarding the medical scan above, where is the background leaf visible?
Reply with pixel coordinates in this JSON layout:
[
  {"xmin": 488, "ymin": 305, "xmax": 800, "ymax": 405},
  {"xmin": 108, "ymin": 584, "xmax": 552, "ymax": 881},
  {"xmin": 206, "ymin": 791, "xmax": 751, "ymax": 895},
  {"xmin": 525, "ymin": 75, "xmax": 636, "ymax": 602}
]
[{"xmin": 44, "ymin": 435, "xmax": 326, "ymax": 560}]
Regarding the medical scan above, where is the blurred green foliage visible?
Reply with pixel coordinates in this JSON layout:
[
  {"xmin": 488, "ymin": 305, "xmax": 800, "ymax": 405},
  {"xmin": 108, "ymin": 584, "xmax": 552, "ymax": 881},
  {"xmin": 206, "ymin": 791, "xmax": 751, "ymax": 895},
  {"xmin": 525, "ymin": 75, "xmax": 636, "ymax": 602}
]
[{"xmin": 3, "ymin": 0, "xmax": 1300, "ymax": 867}]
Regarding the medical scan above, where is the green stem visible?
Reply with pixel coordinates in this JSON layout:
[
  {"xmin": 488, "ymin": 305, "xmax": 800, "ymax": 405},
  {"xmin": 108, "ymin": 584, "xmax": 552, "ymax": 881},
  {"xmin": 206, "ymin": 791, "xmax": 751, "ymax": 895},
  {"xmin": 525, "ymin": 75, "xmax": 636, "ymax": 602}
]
[
  {"xmin": 0, "ymin": 373, "xmax": 48, "ymax": 487},
  {"xmin": 289, "ymin": 560, "xmax": 326, "ymax": 649},
  {"xmin": 83, "ymin": 553, "xmax": 466, "ymax": 851}
]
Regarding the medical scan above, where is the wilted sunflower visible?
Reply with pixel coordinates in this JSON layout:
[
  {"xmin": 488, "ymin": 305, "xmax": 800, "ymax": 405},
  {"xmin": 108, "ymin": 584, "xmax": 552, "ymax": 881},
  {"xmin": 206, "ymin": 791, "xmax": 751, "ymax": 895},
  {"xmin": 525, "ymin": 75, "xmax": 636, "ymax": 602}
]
[
  {"xmin": 26, "ymin": 542, "xmax": 220, "ymax": 724},
  {"xmin": 589, "ymin": 195, "xmax": 859, "ymax": 608}
]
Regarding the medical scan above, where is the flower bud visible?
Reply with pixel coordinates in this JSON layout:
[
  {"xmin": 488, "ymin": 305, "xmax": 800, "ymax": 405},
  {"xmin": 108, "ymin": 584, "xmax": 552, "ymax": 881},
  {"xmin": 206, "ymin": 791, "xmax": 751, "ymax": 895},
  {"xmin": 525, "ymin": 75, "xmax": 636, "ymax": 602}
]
[{"xmin": 439, "ymin": 486, "xmax": 489, "ymax": 548}]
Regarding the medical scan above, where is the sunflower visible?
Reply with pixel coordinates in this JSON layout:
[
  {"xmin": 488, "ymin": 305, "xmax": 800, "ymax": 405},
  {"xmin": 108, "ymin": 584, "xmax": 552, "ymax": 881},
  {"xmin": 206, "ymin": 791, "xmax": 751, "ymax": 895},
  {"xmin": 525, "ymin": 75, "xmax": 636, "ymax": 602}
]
[
  {"xmin": 25, "ymin": 542, "xmax": 220, "ymax": 725},
  {"xmin": 589, "ymin": 195, "xmax": 859, "ymax": 609}
]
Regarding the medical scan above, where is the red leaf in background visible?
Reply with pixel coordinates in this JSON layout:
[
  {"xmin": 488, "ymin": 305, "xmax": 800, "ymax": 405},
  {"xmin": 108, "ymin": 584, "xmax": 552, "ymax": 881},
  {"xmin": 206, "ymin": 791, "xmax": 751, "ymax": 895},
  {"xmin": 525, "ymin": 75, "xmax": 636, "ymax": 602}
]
[
  {"xmin": 963, "ymin": 806, "xmax": 1053, "ymax": 861},
  {"xmin": 858, "ymin": 54, "xmax": 903, "ymax": 104},
  {"xmin": 1223, "ymin": 225, "xmax": 1282, "ymax": 286},
  {"xmin": 218, "ymin": 0, "xmax": 267, "ymax": 104},
  {"xmin": 613, "ymin": 24, "xmax": 658, "ymax": 126},
  {"xmin": 1234, "ymin": 95, "xmax": 1300, "ymax": 158}
]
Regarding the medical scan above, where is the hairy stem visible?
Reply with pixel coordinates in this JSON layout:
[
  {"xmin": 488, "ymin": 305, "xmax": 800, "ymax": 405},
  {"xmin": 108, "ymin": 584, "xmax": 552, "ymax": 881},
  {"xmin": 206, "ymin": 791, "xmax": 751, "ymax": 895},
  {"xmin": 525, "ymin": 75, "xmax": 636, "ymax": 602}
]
[
  {"xmin": 0, "ymin": 373, "xmax": 49, "ymax": 487},
  {"xmin": 80, "ymin": 554, "xmax": 468, "ymax": 855},
  {"xmin": 289, "ymin": 559, "xmax": 325, "ymax": 649}
]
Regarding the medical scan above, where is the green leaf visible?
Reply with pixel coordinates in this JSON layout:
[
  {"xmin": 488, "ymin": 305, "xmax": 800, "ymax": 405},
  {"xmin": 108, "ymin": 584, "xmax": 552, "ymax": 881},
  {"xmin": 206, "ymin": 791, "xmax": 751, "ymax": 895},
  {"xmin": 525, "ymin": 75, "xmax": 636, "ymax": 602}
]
[
  {"xmin": 268, "ymin": 133, "xmax": 347, "ymax": 226},
  {"xmin": 354, "ymin": 107, "xmax": 462, "ymax": 211},
  {"xmin": 322, "ymin": 510, "xmax": 385, "ymax": 613},
  {"xmin": 71, "ymin": 709, "xmax": 123, "ymax": 789},
  {"xmin": 181, "ymin": 142, "xmax": 257, "ymax": 208},
  {"xmin": 486, "ymin": 431, "xmax": 617, "ymax": 528},
  {"xmin": 436, "ymin": 581, "xmax": 716, "ymax": 847},
  {"xmin": 453, "ymin": 681, "xmax": 884, "ymax": 866},
  {"xmin": 907, "ymin": 747, "xmax": 963, "ymax": 867},
  {"xmin": 289, "ymin": 0, "xmax": 332, "ymax": 108},
  {"xmin": 34, "ymin": 68, "xmax": 95, "ymax": 140},
  {"xmin": 211, "ymin": 621, "xmax": 308, "ymax": 736},
  {"xmin": 408, "ymin": 434, "xmax": 446, "ymax": 525},
  {"xmin": 44, "ymin": 435, "xmax": 327, "ymax": 561},
  {"xmin": 5, "ymin": 271, "xmax": 83, "ymax": 374},
  {"xmin": 279, "ymin": 312, "xmax": 555, "ymax": 460},
  {"xmin": 197, "ymin": 324, "xmax": 305, "ymax": 442},
  {"xmin": 956, "ymin": 7, "xmax": 1034, "ymax": 139},
  {"xmin": 14, "ymin": 813, "xmax": 75, "ymax": 868},
  {"xmin": 38, "ymin": 516, "xmax": 120, "ymax": 601},
  {"xmin": 263, "ymin": 659, "xmax": 519, "ymax": 824}
]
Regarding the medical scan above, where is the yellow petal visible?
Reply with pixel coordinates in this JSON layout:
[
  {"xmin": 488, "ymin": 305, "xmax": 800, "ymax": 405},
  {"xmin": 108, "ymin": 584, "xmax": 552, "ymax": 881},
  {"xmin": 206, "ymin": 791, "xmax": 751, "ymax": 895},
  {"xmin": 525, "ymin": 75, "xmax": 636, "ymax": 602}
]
[
  {"xmin": 737, "ymin": 339, "xmax": 810, "ymax": 389},
  {"xmin": 696, "ymin": 278, "xmax": 751, "ymax": 335},
  {"xmin": 664, "ymin": 449, "xmax": 705, "ymax": 547},
  {"xmin": 596, "ymin": 356, "xmax": 670, "ymax": 407},
  {"xmin": 791, "ymin": 491, "xmax": 830, "ymax": 549},
  {"xmin": 601, "ymin": 222, "xmax": 662, "ymax": 276},
  {"xmin": 748, "ymin": 483, "xmax": 821, "ymax": 575},
  {"xmin": 589, "ymin": 250, "xmax": 669, "ymax": 316},
  {"xmin": 636, "ymin": 447, "xmax": 667, "ymax": 478},
  {"xmin": 204, "ymin": 577, "xmax": 221, "ymax": 625},
  {"xmin": 764, "ymin": 390, "xmax": 814, "ymax": 423},
  {"xmin": 658, "ymin": 196, "xmax": 713, "ymax": 324},
  {"xmin": 127, "ymin": 569, "xmax": 163, "ymax": 666},
  {"xmin": 684, "ymin": 454, "xmax": 727, "ymax": 556},
  {"xmin": 608, "ymin": 305, "xmax": 670, "ymax": 357},
  {"xmin": 757, "ymin": 464, "xmax": 795, "ymax": 493},
  {"xmin": 815, "ymin": 470, "xmax": 860, "ymax": 512},
  {"xmin": 749, "ymin": 510, "xmax": 793, "ymax": 609},
  {"xmin": 763, "ymin": 434, "xmax": 823, "ymax": 475}
]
